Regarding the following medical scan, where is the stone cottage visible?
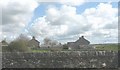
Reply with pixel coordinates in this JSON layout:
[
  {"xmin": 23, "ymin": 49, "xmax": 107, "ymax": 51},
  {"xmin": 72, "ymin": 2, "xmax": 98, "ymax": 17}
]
[
  {"xmin": 28, "ymin": 36, "xmax": 40, "ymax": 48},
  {"xmin": 67, "ymin": 36, "xmax": 90, "ymax": 50}
]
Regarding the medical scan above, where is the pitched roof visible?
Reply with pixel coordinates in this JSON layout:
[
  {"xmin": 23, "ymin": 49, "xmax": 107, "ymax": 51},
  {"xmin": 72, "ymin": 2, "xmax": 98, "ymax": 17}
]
[
  {"xmin": 29, "ymin": 36, "xmax": 40, "ymax": 43},
  {"xmin": 75, "ymin": 36, "xmax": 90, "ymax": 45}
]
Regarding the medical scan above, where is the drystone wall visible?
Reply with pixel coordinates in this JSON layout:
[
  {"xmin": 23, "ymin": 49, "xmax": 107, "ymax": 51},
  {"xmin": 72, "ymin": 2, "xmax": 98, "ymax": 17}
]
[{"xmin": 2, "ymin": 51, "xmax": 118, "ymax": 68}]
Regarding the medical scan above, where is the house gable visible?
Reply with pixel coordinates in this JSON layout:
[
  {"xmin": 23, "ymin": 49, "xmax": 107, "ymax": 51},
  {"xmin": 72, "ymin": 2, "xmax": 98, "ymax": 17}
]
[
  {"xmin": 67, "ymin": 36, "xmax": 90, "ymax": 50},
  {"xmin": 28, "ymin": 36, "xmax": 40, "ymax": 48}
]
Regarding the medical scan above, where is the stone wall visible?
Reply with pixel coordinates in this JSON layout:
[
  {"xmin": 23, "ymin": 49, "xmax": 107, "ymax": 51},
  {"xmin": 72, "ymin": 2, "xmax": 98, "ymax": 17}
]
[{"xmin": 2, "ymin": 51, "xmax": 118, "ymax": 68}]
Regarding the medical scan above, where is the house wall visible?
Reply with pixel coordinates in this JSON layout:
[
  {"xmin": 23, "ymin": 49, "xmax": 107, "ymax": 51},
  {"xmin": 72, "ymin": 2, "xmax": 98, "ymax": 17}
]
[
  {"xmin": 67, "ymin": 37, "xmax": 90, "ymax": 50},
  {"xmin": 28, "ymin": 40, "xmax": 40, "ymax": 48}
]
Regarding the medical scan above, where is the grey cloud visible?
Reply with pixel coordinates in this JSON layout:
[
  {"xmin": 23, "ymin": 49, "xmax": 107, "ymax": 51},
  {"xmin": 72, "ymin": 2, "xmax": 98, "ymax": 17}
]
[
  {"xmin": 2, "ymin": 24, "xmax": 21, "ymax": 33},
  {"xmin": 55, "ymin": 34, "xmax": 78, "ymax": 42},
  {"xmin": 103, "ymin": 23, "xmax": 118, "ymax": 29},
  {"xmin": 92, "ymin": 32, "xmax": 104, "ymax": 37},
  {"xmin": 2, "ymin": 4, "xmax": 31, "ymax": 25},
  {"xmin": 1, "ymin": 0, "xmax": 38, "ymax": 41}
]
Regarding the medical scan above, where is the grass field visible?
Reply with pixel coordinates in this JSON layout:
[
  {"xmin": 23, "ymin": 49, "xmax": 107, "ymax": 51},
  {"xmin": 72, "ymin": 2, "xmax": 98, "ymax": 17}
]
[
  {"xmin": 95, "ymin": 44, "xmax": 118, "ymax": 51},
  {"xmin": 31, "ymin": 43, "xmax": 119, "ymax": 52}
]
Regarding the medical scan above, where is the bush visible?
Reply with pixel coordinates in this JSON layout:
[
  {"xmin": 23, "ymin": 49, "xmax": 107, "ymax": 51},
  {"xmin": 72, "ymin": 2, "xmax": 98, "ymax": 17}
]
[
  {"xmin": 63, "ymin": 44, "xmax": 68, "ymax": 50},
  {"xmin": 2, "ymin": 46, "xmax": 11, "ymax": 52},
  {"xmin": 3, "ymin": 34, "xmax": 31, "ymax": 52},
  {"xmin": 8, "ymin": 40, "xmax": 31, "ymax": 52}
]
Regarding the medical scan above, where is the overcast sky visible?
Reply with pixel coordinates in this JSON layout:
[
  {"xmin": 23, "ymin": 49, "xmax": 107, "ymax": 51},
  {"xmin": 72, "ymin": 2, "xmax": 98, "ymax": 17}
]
[{"xmin": 1, "ymin": 0, "xmax": 119, "ymax": 44}]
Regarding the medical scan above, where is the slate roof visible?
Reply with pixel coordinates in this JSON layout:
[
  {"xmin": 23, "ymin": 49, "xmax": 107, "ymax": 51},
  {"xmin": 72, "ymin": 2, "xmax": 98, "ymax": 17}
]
[{"xmin": 75, "ymin": 36, "xmax": 90, "ymax": 45}]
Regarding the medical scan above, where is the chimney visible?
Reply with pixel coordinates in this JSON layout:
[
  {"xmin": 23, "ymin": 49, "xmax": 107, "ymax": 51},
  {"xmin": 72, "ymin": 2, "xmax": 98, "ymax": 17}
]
[
  {"xmin": 81, "ymin": 36, "xmax": 84, "ymax": 38},
  {"xmin": 32, "ymin": 36, "xmax": 35, "ymax": 39}
]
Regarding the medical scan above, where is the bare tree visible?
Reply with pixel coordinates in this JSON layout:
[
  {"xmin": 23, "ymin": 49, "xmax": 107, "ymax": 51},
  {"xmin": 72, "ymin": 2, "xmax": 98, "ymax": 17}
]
[
  {"xmin": 43, "ymin": 37, "xmax": 59, "ymax": 47},
  {"xmin": 17, "ymin": 34, "xmax": 30, "ymax": 41},
  {"xmin": 43, "ymin": 37, "xmax": 51, "ymax": 45}
]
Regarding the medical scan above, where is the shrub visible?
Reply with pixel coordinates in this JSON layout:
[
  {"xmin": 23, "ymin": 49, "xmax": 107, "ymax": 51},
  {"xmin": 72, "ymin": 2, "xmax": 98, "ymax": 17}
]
[
  {"xmin": 63, "ymin": 44, "xmax": 68, "ymax": 50},
  {"xmin": 2, "ymin": 45, "xmax": 11, "ymax": 52},
  {"xmin": 8, "ymin": 40, "xmax": 31, "ymax": 52},
  {"xmin": 3, "ymin": 34, "xmax": 31, "ymax": 52}
]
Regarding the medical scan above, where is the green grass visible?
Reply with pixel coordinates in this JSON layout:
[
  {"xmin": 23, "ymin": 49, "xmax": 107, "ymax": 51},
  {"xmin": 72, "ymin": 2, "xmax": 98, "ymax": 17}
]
[
  {"xmin": 95, "ymin": 44, "xmax": 118, "ymax": 51},
  {"xmin": 31, "ymin": 44, "xmax": 119, "ymax": 52}
]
